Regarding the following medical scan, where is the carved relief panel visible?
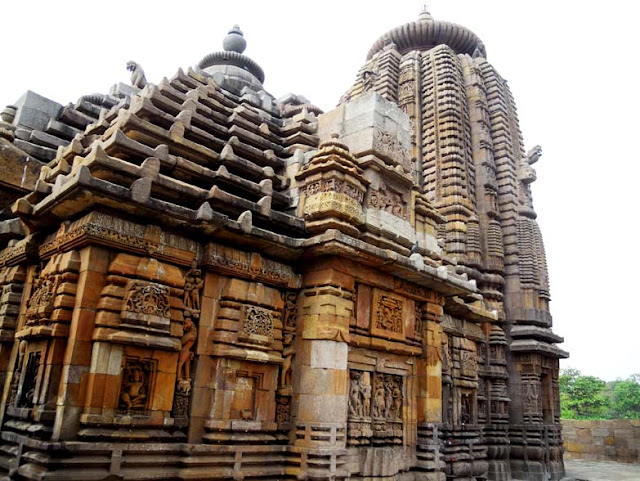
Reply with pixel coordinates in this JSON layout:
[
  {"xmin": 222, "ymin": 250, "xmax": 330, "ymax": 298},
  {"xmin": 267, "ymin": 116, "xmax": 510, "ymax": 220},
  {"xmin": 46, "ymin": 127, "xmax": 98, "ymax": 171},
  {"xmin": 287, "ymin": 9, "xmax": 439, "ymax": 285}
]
[
  {"xmin": 121, "ymin": 280, "xmax": 171, "ymax": 330},
  {"xmin": 348, "ymin": 369, "xmax": 403, "ymax": 446},
  {"xmin": 370, "ymin": 289, "xmax": 408, "ymax": 341},
  {"xmin": 118, "ymin": 357, "xmax": 156, "ymax": 416},
  {"xmin": 240, "ymin": 305, "xmax": 274, "ymax": 340},
  {"xmin": 366, "ymin": 183, "xmax": 409, "ymax": 221}
]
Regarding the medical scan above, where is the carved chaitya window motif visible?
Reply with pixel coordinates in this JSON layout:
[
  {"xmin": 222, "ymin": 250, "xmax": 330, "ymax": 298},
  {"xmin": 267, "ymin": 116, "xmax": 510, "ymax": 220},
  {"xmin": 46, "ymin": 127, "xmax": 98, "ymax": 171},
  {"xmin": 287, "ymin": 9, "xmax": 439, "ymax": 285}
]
[
  {"xmin": 347, "ymin": 370, "xmax": 403, "ymax": 446},
  {"xmin": 371, "ymin": 289, "xmax": 405, "ymax": 340},
  {"xmin": 123, "ymin": 281, "xmax": 171, "ymax": 318},
  {"xmin": 118, "ymin": 358, "xmax": 155, "ymax": 416},
  {"xmin": 121, "ymin": 280, "xmax": 171, "ymax": 332},
  {"xmin": 241, "ymin": 305, "xmax": 274, "ymax": 339},
  {"xmin": 25, "ymin": 272, "xmax": 58, "ymax": 324}
]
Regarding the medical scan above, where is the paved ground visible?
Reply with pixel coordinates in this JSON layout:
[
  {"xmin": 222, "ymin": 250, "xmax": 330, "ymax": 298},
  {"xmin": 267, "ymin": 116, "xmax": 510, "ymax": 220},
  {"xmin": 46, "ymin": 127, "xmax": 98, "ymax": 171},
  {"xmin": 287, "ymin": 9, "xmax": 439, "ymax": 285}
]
[{"xmin": 563, "ymin": 458, "xmax": 640, "ymax": 480}]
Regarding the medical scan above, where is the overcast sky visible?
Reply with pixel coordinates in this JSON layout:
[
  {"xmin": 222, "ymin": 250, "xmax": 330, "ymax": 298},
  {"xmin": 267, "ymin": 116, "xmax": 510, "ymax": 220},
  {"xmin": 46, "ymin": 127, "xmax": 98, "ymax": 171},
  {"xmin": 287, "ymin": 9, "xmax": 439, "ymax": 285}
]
[{"xmin": 2, "ymin": 1, "xmax": 638, "ymax": 381}]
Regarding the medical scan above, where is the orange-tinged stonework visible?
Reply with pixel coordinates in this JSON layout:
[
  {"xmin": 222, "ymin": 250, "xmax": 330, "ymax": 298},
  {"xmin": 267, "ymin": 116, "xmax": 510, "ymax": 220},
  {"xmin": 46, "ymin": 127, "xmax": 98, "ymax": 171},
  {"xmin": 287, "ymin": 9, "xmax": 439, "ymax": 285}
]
[{"xmin": 0, "ymin": 11, "xmax": 567, "ymax": 481}]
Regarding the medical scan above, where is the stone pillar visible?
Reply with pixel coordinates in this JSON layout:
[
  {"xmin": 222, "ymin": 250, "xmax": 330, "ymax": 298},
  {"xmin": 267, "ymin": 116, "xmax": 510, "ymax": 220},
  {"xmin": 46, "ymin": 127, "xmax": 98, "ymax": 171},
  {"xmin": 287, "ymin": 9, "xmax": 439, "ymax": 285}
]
[
  {"xmin": 52, "ymin": 245, "xmax": 109, "ymax": 440},
  {"xmin": 291, "ymin": 262, "xmax": 353, "ymax": 480},
  {"xmin": 422, "ymin": 298, "xmax": 444, "ymax": 423}
]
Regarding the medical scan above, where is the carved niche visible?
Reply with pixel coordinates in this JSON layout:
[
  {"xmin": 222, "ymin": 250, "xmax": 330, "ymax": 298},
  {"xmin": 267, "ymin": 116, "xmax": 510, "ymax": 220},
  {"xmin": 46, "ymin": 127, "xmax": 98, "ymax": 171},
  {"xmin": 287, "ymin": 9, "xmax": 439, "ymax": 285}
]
[
  {"xmin": 348, "ymin": 370, "xmax": 403, "ymax": 446},
  {"xmin": 371, "ymin": 289, "xmax": 406, "ymax": 340},
  {"xmin": 121, "ymin": 280, "xmax": 171, "ymax": 330},
  {"xmin": 7, "ymin": 340, "xmax": 27, "ymax": 407},
  {"xmin": 231, "ymin": 372, "xmax": 260, "ymax": 421},
  {"xmin": 118, "ymin": 357, "xmax": 156, "ymax": 415},
  {"xmin": 522, "ymin": 375, "xmax": 542, "ymax": 422},
  {"xmin": 16, "ymin": 350, "xmax": 41, "ymax": 408}
]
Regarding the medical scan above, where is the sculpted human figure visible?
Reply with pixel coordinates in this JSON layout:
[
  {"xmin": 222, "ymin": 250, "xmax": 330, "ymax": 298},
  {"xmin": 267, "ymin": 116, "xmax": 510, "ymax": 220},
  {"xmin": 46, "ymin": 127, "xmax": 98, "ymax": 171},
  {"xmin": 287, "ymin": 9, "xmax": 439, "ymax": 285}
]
[
  {"xmin": 384, "ymin": 375, "xmax": 394, "ymax": 418},
  {"xmin": 126, "ymin": 61, "xmax": 147, "ymax": 89},
  {"xmin": 373, "ymin": 375, "xmax": 386, "ymax": 418},
  {"xmin": 362, "ymin": 69, "xmax": 377, "ymax": 92},
  {"xmin": 177, "ymin": 317, "xmax": 197, "ymax": 381},
  {"xmin": 360, "ymin": 373, "xmax": 371, "ymax": 417},
  {"xmin": 280, "ymin": 333, "xmax": 294, "ymax": 387},
  {"xmin": 349, "ymin": 373, "xmax": 362, "ymax": 417},
  {"xmin": 120, "ymin": 366, "xmax": 146, "ymax": 409},
  {"xmin": 183, "ymin": 269, "xmax": 203, "ymax": 314},
  {"xmin": 392, "ymin": 380, "xmax": 402, "ymax": 420}
]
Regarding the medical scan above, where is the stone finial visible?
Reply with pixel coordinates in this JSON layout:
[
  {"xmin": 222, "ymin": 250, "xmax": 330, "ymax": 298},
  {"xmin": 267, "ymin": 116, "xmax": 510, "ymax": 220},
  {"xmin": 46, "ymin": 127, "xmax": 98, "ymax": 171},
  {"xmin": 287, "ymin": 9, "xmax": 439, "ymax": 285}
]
[
  {"xmin": 223, "ymin": 25, "xmax": 247, "ymax": 54},
  {"xmin": 418, "ymin": 5, "xmax": 433, "ymax": 22}
]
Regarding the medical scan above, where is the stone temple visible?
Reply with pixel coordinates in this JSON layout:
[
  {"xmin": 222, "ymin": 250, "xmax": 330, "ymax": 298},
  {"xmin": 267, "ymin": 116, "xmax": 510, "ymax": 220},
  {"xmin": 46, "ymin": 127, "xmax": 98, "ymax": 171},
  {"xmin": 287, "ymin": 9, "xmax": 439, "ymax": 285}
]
[{"xmin": 0, "ymin": 10, "xmax": 568, "ymax": 481}]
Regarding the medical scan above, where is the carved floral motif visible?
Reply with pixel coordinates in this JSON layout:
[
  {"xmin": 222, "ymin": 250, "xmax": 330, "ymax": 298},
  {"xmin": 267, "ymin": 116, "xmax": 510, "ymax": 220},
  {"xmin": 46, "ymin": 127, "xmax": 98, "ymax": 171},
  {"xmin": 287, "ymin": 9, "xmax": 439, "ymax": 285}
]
[
  {"xmin": 205, "ymin": 246, "xmax": 296, "ymax": 286},
  {"xmin": 242, "ymin": 305, "xmax": 274, "ymax": 339},
  {"xmin": 276, "ymin": 395, "xmax": 291, "ymax": 424}
]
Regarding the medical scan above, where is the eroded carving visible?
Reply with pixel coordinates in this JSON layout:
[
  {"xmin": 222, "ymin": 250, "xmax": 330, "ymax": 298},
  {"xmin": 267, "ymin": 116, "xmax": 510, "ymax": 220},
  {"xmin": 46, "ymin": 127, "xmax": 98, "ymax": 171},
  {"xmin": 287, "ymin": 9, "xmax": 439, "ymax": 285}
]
[
  {"xmin": 372, "ymin": 129, "xmax": 410, "ymax": 170},
  {"xmin": 183, "ymin": 269, "xmax": 203, "ymax": 318},
  {"xmin": 241, "ymin": 305, "xmax": 274, "ymax": 339},
  {"xmin": 118, "ymin": 358, "xmax": 154, "ymax": 414},
  {"xmin": 373, "ymin": 291, "xmax": 404, "ymax": 336},
  {"xmin": 367, "ymin": 183, "xmax": 408, "ymax": 220}
]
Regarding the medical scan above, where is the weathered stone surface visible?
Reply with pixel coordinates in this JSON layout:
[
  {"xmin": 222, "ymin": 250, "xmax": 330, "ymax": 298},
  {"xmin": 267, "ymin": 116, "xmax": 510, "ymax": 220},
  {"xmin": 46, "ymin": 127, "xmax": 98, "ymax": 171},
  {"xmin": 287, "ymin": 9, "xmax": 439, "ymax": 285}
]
[
  {"xmin": 0, "ymin": 8, "xmax": 563, "ymax": 481},
  {"xmin": 563, "ymin": 419, "xmax": 640, "ymax": 464}
]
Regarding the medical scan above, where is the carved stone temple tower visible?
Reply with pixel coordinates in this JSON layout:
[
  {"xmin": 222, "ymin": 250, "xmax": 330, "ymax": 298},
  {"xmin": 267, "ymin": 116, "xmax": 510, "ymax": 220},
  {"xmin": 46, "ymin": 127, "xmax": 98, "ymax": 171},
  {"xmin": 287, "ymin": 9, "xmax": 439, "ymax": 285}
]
[{"xmin": 0, "ymin": 10, "xmax": 566, "ymax": 481}]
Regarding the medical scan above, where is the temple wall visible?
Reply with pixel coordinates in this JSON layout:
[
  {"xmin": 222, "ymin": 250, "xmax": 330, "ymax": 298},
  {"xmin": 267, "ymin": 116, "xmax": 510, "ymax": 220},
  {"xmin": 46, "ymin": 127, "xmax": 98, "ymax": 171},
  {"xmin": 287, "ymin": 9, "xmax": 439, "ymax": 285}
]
[{"xmin": 0, "ymin": 12, "xmax": 566, "ymax": 480}]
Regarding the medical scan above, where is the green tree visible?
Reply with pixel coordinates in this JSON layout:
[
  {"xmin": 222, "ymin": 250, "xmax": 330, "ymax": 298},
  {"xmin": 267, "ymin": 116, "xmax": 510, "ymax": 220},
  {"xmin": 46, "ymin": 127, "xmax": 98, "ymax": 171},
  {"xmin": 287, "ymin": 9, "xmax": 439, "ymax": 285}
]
[
  {"xmin": 610, "ymin": 374, "xmax": 640, "ymax": 419},
  {"xmin": 559, "ymin": 368, "xmax": 609, "ymax": 419}
]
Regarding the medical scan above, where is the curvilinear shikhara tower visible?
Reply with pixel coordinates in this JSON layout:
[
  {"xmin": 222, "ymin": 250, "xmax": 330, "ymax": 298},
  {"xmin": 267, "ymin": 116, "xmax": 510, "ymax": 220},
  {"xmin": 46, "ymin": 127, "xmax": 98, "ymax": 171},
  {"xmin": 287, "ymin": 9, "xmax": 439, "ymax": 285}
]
[{"xmin": 0, "ymin": 9, "xmax": 567, "ymax": 481}]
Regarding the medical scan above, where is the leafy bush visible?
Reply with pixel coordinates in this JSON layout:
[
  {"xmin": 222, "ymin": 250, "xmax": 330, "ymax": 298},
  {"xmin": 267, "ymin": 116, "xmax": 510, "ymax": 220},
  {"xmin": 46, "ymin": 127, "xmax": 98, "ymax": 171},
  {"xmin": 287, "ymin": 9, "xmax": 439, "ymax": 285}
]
[{"xmin": 560, "ymin": 369, "xmax": 640, "ymax": 420}]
